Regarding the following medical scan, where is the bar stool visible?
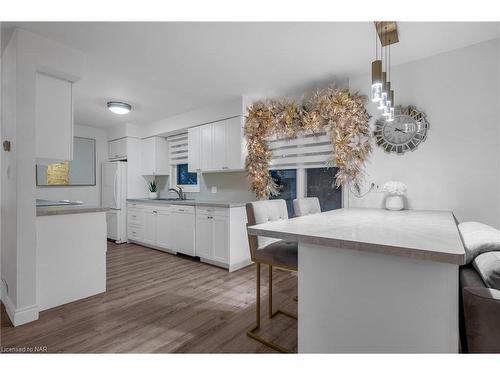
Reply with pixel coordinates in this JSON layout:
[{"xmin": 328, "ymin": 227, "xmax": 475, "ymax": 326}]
[
  {"xmin": 246, "ymin": 199, "xmax": 298, "ymax": 353},
  {"xmin": 293, "ymin": 197, "xmax": 321, "ymax": 217}
]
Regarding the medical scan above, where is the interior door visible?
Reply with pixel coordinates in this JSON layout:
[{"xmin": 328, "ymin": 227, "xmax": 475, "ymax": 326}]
[{"xmin": 102, "ymin": 162, "xmax": 120, "ymax": 209}]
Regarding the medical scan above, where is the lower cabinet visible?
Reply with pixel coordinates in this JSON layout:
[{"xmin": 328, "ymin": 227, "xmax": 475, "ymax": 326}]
[
  {"xmin": 196, "ymin": 210, "xmax": 229, "ymax": 264},
  {"xmin": 127, "ymin": 202, "xmax": 250, "ymax": 271}
]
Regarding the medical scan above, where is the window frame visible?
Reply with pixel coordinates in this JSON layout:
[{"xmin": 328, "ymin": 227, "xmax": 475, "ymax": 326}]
[{"xmin": 170, "ymin": 164, "xmax": 200, "ymax": 193}]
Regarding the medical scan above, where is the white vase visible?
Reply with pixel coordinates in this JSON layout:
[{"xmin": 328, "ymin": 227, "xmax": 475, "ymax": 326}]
[
  {"xmin": 149, "ymin": 191, "xmax": 159, "ymax": 199},
  {"xmin": 385, "ymin": 195, "xmax": 404, "ymax": 211}
]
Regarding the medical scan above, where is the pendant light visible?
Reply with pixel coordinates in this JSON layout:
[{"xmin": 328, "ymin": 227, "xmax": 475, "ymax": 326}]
[
  {"xmin": 371, "ymin": 25, "xmax": 383, "ymax": 103},
  {"xmin": 386, "ymin": 40, "xmax": 395, "ymax": 122}
]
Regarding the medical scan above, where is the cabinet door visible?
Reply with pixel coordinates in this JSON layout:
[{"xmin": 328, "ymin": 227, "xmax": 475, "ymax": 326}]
[
  {"xmin": 200, "ymin": 124, "xmax": 213, "ymax": 171},
  {"xmin": 188, "ymin": 127, "xmax": 201, "ymax": 172},
  {"xmin": 109, "ymin": 139, "xmax": 127, "ymax": 160},
  {"xmin": 156, "ymin": 211, "xmax": 172, "ymax": 250},
  {"xmin": 141, "ymin": 138, "xmax": 156, "ymax": 175},
  {"xmin": 154, "ymin": 137, "xmax": 170, "ymax": 175},
  {"xmin": 35, "ymin": 73, "xmax": 73, "ymax": 162},
  {"xmin": 212, "ymin": 216, "xmax": 229, "ymax": 263},
  {"xmin": 143, "ymin": 210, "xmax": 157, "ymax": 245},
  {"xmin": 225, "ymin": 117, "xmax": 244, "ymax": 170},
  {"xmin": 212, "ymin": 121, "xmax": 226, "ymax": 170},
  {"xmin": 195, "ymin": 216, "xmax": 212, "ymax": 259}
]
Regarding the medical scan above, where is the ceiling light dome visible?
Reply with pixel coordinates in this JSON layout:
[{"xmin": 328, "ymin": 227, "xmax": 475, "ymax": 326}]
[{"xmin": 107, "ymin": 101, "xmax": 131, "ymax": 115}]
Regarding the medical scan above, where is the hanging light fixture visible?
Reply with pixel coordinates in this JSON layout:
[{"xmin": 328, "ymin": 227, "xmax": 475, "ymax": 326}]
[
  {"xmin": 372, "ymin": 22, "xmax": 398, "ymax": 119},
  {"xmin": 371, "ymin": 23, "xmax": 383, "ymax": 103}
]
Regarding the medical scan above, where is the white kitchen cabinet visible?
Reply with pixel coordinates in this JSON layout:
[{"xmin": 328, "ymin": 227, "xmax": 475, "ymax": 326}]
[
  {"xmin": 225, "ymin": 116, "xmax": 246, "ymax": 170},
  {"xmin": 200, "ymin": 124, "xmax": 213, "ymax": 172},
  {"xmin": 127, "ymin": 202, "xmax": 250, "ymax": 272},
  {"xmin": 143, "ymin": 208, "xmax": 157, "ymax": 246},
  {"xmin": 188, "ymin": 117, "xmax": 245, "ymax": 173},
  {"xmin": 212, "ymin": 216, "xmax": 229, "ymax": 263},
  {"xmin": 195, "ymin": 215, "xmax": 212, "ymax": 259},
  {"xmin": 196, "ymin": 209, "xmax": 229, "ymax": 264},
  {"xmin": 156, "ymin": 209, "xmax": 172, "ymax": 249},
  {"xmin": 141, "ymin": 136, "xmax": 169, "ymax": 175},
  {"xmin": 187, "ymin": 127, "xmax": 201, "ymax": 172},
  {"xmin": 108, "ymin": 138, "xmax": 128, "ymax": 160},
  {"xmin": 35, "ymin": 72, "xmax": 74, "ymax": 163}
]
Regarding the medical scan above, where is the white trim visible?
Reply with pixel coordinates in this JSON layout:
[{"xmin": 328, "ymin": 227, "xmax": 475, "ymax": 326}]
[{"xmin": 1, "ymin": 285, "xmax": 39, "ymax": 326}]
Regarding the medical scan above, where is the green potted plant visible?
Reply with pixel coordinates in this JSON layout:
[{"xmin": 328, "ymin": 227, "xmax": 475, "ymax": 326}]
[{"xmin": 148, "ymin": 179, "xmax": 158, "ymax": 199}]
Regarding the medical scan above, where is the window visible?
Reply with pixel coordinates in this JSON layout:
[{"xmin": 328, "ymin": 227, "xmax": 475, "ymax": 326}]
[
  {"xmin": 171, "ymin": 163, "xmax": 200, "ymax": 192},
  {"xmin": 306, "ymin": 167, "xmax": 342, "ymax": 211},
  {"xmin": 177, "ymin": 164, "xmax": 197, "ymax": 185},
  {"xmin": 269, "ymin": 169, "xmax": 297, "ymax": 217}
]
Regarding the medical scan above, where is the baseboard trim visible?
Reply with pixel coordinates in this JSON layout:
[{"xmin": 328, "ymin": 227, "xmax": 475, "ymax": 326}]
[
  {"xmin": 229, "ymin": 259, "xmax": 253, "ymax": 272},
  {"xmin": 1, "ymin": 285, "xmax": 39, "ymax": 326}
]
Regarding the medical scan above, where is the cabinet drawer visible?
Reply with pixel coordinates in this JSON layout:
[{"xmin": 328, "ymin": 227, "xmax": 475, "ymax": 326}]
[
  {"xmin": 128, "ymin": 203, "xmax": 146, "ymax": 210},
  {"xmin": 128, "ymin": 224, "xmax": 143, "ymax": 241},
  {"xmin": 171, "ymin": 205, "xmax": 195, "ymax": 214},
  {"xmin": 127, "ymin": 211, "xmax": 144, "ymax": 225},
  {"xmin": 196, "ymin": 206, "xmax": 229, "ymax": 217}
]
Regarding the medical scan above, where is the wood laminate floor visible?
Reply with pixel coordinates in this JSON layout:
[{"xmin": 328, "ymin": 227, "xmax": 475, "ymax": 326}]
[{"xmin": 0, "ymin": 241, "xmax": 297, "ymax": 353}]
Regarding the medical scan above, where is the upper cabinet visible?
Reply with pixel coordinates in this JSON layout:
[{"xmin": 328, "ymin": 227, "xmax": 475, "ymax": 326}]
[
  {"xmin": 108, "ymin": 138, "xmax": 128, "ymax": 160},
  {"xmin": 141, "ymin": 136, "xmax": 169, "ymax": 175},
  {"xmin": 188, "ymin": 116, "xmax": 245, "ymax": 173},
  {"xmin": 35, "ymin": 73, "xmax": 74, "ymax": 163}
]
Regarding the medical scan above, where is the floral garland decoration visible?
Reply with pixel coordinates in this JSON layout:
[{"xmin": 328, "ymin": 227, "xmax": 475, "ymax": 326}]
[{"xmin": 244, "ymin": 86, "xmax": 371, "ymax": 199}]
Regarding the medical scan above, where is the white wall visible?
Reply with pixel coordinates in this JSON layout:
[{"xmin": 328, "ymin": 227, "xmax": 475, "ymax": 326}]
[
  {"xmin": 36, "ymin": 124, "xmax": 107, "ymax": 205},
  {"xmin": 348, "ymin": 38, "xmax": 500, "ymax": 229},
  {"xmin": 1, "ymin": 29, "xmax": 83, "ymax": 325}
]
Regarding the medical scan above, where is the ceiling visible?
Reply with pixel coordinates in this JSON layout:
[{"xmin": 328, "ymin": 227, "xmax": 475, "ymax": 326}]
[{"xmin": 3, "ymin": 22, "xmax": 500, "ymax": 128}]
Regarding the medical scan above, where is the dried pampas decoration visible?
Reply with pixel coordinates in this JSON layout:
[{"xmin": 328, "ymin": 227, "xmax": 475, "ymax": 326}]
[{"xmin": 245, "ymin": 86, "xmax": 371, "ymax": 198}]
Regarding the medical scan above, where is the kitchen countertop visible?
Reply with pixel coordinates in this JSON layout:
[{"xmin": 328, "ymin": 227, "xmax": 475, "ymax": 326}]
[
  {"xmin": 127, "ymin": 198, "xmax": 247, "ymax": 208},
  {"xmin": 37, "ymin": 205, "xmax": 109, "ymax": 216},
  {"xmin": 248, "ymin": 208, "xmax": 466, "ymax": 265}
]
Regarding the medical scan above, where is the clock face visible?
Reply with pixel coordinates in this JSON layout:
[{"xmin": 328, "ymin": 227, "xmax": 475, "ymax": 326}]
[{"xmin": 374, "ymin": 106, "xmax": 429, "ymax": 154}]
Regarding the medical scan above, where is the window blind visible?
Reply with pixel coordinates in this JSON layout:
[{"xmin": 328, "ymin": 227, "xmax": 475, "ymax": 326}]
[
  {"xmin": 168, "ymin": 132, "xmax": 188, "ymax": 165},
  {"xmin": 268, "ymin": 131, "xmax": 333, "ymax": 170}
]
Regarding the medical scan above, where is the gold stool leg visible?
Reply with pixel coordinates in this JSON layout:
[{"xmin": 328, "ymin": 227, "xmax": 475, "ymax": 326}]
[{"xmin": 246, "ymin": 263, "xmax": 297, "ymax": 353}]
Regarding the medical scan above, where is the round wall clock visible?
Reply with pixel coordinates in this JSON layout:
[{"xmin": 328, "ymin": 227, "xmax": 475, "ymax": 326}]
[{"xmin": 374, "ymin": 106, "xmax": 429, "ymax": 154}]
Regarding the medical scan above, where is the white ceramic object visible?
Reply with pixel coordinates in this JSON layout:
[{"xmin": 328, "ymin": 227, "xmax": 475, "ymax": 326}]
[
  {"xmin": 149, "ymin": 191, "xmax": 159, "ymax": 199},
  {"xmin": 385, "ymin": 195, "xmax": 404, "ymax": 211}
]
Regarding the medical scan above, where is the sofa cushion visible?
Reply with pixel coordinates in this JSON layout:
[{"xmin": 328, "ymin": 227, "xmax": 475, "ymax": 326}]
[
  {"xmin": 472, "ymin": 252, "xmax": 500, "ymax": 290},
  {"xmin": 458, "ymin": 222, "xmax": 500, "ymax": 264}
]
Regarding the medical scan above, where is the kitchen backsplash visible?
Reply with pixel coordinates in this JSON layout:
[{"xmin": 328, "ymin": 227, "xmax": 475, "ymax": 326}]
[{"xmin": 156, "ymin": 171, "xmax": 256, "ymax": 203}]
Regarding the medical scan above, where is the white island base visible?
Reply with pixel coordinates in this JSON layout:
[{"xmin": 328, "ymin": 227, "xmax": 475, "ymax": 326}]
[
  {"xmin": 299, "ymin": 243, "xmax": 459, "ymax": 353},
  {"xmin": 36, "ymin": 210, "xmax": 107, "ymax": 311}
]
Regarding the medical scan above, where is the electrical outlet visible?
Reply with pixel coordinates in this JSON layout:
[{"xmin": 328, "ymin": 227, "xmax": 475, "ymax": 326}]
[{"xmin": 211, "ymin": 186, "xmax": 217, "ymax": 194}]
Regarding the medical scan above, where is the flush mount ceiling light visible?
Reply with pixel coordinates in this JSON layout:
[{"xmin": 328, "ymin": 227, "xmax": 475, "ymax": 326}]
[{"xmin": 107, "ymin": 101, "xmax": 131, "ymax": 115}]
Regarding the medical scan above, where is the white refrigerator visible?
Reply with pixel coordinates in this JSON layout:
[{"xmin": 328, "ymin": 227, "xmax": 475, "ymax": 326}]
[{"xmin": 102, "ymin": 161, "xmax": 127, "ymax": 243}]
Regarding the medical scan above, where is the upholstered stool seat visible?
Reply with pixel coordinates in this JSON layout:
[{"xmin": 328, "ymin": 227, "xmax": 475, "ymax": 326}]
[
  {"xmin": 293, "ymin": 197, "xmax": 321, "ymax": 217},
  {"xmin": 255, "ymin": 240, "xmax": 298, "ymax": 270},
  {"xmin": 246, "ymin": 199, "xmax": 298, "ymax": 353}
]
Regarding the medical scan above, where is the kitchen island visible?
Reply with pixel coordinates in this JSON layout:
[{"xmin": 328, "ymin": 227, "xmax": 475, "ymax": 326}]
[
  {"xmin": 36, "ymin": 201, "xmax": 108, "ymax": 311},
  {"xmin": 248, "ymin": 208, "xmax": 466, "ymax": 353}
]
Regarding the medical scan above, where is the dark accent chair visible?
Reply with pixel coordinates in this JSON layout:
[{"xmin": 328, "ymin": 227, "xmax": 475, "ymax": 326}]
[{"xmin": 459, "ymin": 265, "xmax": 500, "ymax": 353}]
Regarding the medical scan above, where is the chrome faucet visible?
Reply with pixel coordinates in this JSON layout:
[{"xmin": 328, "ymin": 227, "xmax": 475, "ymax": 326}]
[{"xmin": 168, "ymin": 186, "xmax": 186, "ymax": 200}]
